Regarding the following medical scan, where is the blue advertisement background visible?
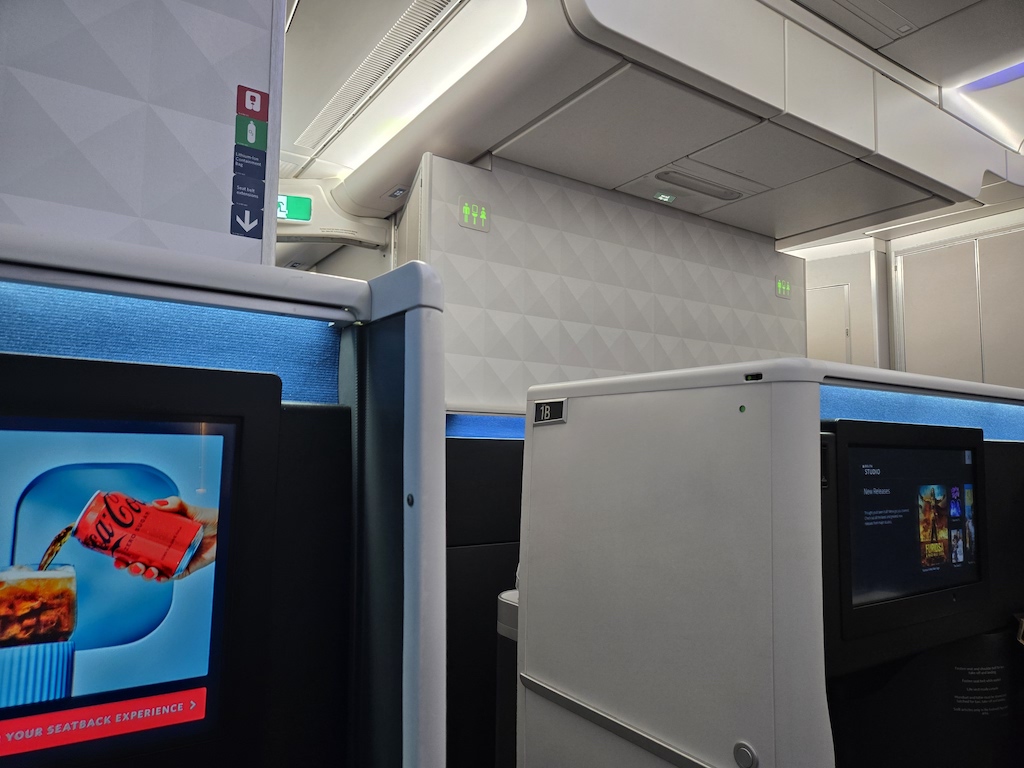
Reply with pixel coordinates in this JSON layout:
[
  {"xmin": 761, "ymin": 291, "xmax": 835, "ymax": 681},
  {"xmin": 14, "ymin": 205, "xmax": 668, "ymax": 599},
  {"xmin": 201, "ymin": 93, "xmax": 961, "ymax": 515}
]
[
  {"xmin": 0, "ymin": 428, "xmax": 224, "ymax": 699},
  {"xmin": 15, "ymin": 464, "xmax": 178, "ymax": 649}
]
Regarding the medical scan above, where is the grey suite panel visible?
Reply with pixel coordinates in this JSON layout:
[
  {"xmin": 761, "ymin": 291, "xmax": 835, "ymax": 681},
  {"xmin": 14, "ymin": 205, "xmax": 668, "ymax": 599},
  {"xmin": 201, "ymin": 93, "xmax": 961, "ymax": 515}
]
[
  {"xmin": 521, "ymin": 385, "xmax": 777, "ymax": 768},
  {"xmin": 494, "ymin": 64, "xmax": 758, "ymax": 191}
]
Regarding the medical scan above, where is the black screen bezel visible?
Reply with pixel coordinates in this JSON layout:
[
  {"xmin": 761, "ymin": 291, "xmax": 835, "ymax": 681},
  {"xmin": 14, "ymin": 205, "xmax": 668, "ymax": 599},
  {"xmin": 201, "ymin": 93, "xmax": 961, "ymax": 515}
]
[
  {"xmin": 831, "ymin": 420, "xmax": 989, "ymax": 641},
  {"xmin": 0, "ymin": 352, "xmax": 281, "ymax": 768}
]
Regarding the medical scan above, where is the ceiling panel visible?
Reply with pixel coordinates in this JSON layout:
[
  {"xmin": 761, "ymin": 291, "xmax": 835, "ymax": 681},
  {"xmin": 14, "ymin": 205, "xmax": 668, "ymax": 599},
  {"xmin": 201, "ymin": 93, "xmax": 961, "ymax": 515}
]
[
  {"xmin": 879, "ymin": 0, "xmax": 982, "ymax": 28},
  {"xmin": 790, "ymin": 0, "xmax": 896, "ymax": 47},
  {"xmin": 791, "ymin": 0, "xmax": 983, "ymax": 49},
  {"xmin": 703, "ymin": 161, "xmax": 930, "ymax": 239},
  {"xmin": 281, "ymin": 0, "xmax": 415, "ymax": 153},
  {"xmin": 878, "ymin": 0, "xmax": 1024, "ymax": 86},
  {"xmin": 494, "ymin": 64, "xmax": 758, "ymax": 191},
  {"xmin": 617, "ymin": 159, "xmax": 769, "ymax": 216},
  {"xmin": 844, "ymin": 0, "xmax": 915, "ymax": 36},
  {"xmin": 689, "ymin": 122, "xmax": 852, "ymax": 189}
]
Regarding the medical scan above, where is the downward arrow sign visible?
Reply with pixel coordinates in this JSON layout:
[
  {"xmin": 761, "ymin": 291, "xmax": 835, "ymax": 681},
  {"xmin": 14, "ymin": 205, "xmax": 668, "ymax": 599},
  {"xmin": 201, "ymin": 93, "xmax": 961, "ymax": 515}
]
[{"xmin": 235, "ymin": 209, "xmax": 259, "ymax": 232}]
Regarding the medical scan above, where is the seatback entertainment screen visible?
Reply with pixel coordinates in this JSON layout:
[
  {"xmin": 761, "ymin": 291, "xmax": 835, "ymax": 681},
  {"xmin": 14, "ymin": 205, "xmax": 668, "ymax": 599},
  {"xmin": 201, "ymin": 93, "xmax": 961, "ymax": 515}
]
[
  {"xmin": 847, "ymin": 444, "xmax": 979, "ymax": 606},
  {"xmin": 0, "ymin": 416, "xmax": 234, "ymax": 759}
]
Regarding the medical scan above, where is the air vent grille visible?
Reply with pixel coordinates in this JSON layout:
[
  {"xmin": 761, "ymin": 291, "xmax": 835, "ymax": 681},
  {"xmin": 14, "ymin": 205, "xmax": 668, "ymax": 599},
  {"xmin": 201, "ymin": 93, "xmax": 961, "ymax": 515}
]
[
  {"xmin": 279, "ymin": 160, "xmax": 303, "ymax": 179},
  {"xmin": 295, "ymin": 0, "xmax": 456, "ymax": 152},
  {"xmin": 656, "ymin": 171, "xmax": 743, "ymax": 201}
]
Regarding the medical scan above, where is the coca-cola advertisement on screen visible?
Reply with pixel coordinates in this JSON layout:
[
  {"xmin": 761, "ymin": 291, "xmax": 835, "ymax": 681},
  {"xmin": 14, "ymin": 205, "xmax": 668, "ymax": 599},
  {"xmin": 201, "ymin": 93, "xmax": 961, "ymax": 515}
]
[{"xmin": 0, "ymin": 420, "xmax": 233, "ymax": 711}]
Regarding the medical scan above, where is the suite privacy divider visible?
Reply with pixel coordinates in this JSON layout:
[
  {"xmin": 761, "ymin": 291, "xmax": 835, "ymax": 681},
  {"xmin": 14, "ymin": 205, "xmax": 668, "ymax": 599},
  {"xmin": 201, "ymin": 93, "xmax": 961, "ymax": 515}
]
[{"xmin": 0, "ymin": 230, "xmax": 445, "ymax": 768}]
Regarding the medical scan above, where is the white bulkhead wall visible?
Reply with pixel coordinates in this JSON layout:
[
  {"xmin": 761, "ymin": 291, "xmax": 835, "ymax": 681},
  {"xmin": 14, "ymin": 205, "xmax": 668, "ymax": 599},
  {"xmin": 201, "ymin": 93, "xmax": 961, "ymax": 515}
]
[
  {"xmin": 401, "ymin": 154, "xmax": 807, "ymax": 414},
  {"xmin": 0, "ymin": 0, "xmax": 286, "ymax": 266}
]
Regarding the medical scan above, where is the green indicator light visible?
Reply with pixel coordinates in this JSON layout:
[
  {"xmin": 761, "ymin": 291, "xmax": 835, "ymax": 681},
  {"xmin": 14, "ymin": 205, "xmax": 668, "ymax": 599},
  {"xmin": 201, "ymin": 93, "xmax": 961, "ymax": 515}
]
[
  {"xmin": 277, "ymin": 195, "xmax": 312, "ymax": 221},
  {"xmin": 739, "ymin": 405, "xmax": 746, "ymax": 413}
]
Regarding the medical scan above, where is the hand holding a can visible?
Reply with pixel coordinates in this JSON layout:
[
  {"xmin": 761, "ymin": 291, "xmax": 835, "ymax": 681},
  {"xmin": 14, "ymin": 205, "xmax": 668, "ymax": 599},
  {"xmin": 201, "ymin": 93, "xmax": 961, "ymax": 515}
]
[{"xmin": 112, "ymin": 497, "xmax": 218, "ymax": 582}]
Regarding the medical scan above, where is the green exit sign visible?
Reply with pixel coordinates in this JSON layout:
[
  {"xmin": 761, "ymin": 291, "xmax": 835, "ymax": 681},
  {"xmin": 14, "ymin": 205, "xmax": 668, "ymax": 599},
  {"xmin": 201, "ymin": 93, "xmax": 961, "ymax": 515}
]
[
  {"xmin": 277, "ymin": 195, "xmax": 312, "ymax": 221},
  {"xmin": 775, "ymin": 277, "xmax": 792, "ymax": 299}
]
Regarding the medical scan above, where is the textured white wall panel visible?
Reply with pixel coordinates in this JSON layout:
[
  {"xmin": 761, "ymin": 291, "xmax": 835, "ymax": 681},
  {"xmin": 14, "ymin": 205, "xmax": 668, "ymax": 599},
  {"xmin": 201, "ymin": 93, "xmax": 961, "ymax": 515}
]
[
  {"xmin": 422, "ymin": 156, "xmax": 806, "ymax": 413},
  {"xmin": 0, "ymin": 0, "xmax": 278, "ymax": 264}
]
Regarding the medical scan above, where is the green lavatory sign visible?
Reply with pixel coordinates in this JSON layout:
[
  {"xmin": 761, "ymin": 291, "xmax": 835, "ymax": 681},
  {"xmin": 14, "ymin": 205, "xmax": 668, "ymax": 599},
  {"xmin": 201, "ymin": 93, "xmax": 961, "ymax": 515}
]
[{"xmin": 458, "ymin": 196, "xmax": 490, "ymax": 233}]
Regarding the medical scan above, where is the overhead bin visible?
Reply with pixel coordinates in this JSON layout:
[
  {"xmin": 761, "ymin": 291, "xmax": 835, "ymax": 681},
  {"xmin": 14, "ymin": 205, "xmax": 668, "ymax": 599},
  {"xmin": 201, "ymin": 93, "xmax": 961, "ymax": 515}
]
[
  {"xmin": 295, "ymin": 0, "xmax": 1020, "ymax": 247},
  {"xmin": 561, "ymin": 0, "xmax": 787, "ymax": 117},
  {"xmin": 308, "ymin": 0, "xmax": 622, "ymax": 219},
  {"xmin": 773, "ymin": 21, "xmax": 875, "ymax": 158},
  {"xmin": 557, "ymin": 0, "xmax": 1013, "ymax": 240},
  {"xmin": 867, "ymin": 73, "xmax": 1010, "ymax": 202}
]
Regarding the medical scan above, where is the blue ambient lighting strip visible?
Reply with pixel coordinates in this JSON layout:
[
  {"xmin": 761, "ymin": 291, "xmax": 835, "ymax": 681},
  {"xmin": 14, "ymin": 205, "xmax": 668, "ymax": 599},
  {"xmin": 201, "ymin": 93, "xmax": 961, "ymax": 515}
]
[
  {"xmin": 0, "ymin": 282, "xmax": 340, "ymax": 404},
  {"xmin": 446, "ymin": 414, "xmax": 526, "ymax": 439},
  {"xmin": 821, "ymin": 384, "xmax": 1024, "ymax": 441}
]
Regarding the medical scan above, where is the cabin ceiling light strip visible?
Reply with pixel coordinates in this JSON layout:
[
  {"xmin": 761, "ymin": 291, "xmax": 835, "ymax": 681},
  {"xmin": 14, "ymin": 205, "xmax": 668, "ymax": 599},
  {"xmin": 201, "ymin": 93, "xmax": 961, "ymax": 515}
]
[
  {"xmin": 317, "ymin": 0, "xmax": 527, "ymax": 174},
  {"xmin": 655, "ymin": 171, "xmax": 743, "ymax": 201},
  {"xmin": 941, "ymin": 60, "xmax": 1024, "ymax": 153},
  {"xmin": 295, "ymin": 0, "xmax": 462, "ymax": 152}
]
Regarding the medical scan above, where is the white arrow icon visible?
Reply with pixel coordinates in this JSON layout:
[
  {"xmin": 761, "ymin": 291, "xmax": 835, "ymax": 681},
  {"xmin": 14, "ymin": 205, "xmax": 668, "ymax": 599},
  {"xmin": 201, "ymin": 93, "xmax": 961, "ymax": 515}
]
[
  {"xmin": 190, "ymin": 700, "xmax": 196, "ymax": 710},
  {"xmin": 235, "ymin": 209, "xmax": 259, "ymax": 232}
]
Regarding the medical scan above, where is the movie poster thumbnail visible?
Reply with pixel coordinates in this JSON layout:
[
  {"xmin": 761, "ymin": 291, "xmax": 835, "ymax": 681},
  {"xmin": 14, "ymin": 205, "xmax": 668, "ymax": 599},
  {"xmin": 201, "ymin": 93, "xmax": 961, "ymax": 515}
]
[
  {"xmin": 949, "ymin": 485, "xmax": 962, "ymax": 518},
  {"xmin": 919, "ymin": 484, "xmax": 949, "ymax": 568},
  {"xmin": 964, "ymin": 484, "xmax": 976, "ymax": 563},
  {"xmin": 950, "ymin": 527, "xmax": 966, "ymax": 564}
]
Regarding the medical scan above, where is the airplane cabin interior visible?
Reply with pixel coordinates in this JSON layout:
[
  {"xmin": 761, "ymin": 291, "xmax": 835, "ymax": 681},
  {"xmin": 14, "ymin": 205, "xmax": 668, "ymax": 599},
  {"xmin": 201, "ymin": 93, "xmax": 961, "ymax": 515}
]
[{"xmin": 1, "ymin": 0, "xmax": 1024, "ymax": 766}]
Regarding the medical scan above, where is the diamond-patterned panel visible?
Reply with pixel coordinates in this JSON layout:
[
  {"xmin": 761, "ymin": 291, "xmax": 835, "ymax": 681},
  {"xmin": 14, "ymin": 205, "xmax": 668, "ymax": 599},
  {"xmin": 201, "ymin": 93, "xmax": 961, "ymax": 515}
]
[
  {"xmin": 426, "ymin": 156, "xmax": 806, "ymax": 413},
  {"xmin": 0, "ymin": 0, "xmax": 272, "ymax": 263}
]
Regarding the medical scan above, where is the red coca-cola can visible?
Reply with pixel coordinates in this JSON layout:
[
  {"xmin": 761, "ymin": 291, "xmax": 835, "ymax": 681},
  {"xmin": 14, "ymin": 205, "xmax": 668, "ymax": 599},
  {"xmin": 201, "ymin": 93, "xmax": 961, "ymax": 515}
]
[{"xmin": 73, "ymin": 491, "xmax": 203, "ymax": 579}]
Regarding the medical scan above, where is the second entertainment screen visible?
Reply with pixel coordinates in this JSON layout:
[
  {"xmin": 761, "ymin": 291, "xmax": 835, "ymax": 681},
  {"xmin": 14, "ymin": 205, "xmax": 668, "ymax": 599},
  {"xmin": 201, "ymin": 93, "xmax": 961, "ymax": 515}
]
[{"xmin": 848, "ymin": 445, "xmax": 978, "ymax": 606}]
